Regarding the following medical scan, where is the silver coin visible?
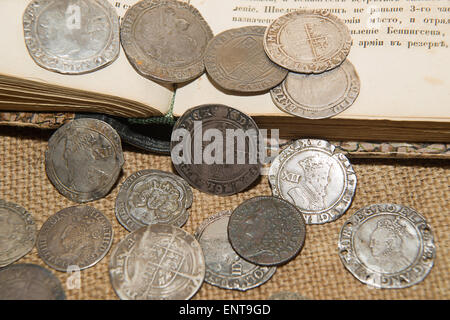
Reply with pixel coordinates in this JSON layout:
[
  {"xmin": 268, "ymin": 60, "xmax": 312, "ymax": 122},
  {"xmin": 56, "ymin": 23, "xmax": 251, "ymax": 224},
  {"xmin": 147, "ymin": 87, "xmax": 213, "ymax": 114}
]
[
  {"xmin": 109, "ymin": 224, "xmax": 205, "ymax": 300},
  {"xmin": 264, "ymin": 9, "xmax": 352, "ymax": 74},
  {"xmin": 0, "ymin": 264, "xmax": 66, "ymax": 300},
  {"xmin": 120, "ymin": 0, "xmax": 213, "ymax": 83},
  {"xmin": 23, "ymin": 0, "xmax": 120, "ymax": 75},
  {"xmin": 271, "ymin": 60, "xmax": 360, "ymax": 119},
  {"xmin": 338, "ymin": 204, "xmax": 435, "ymax": 289},
  {"xmin": 268, "ymin": 139, "xmax": 357, "ymax": 225},
  {"xmin": 37, "ymin": 205, "xmax": 114, "ymax": 272},
  {"xmin": 0, "ymin": 200, "xmax": 37, "ymax": 268},
  {"xmin": 115, "ymin": 169, "xmax": 193, "ymax": 232},
  {"xmin": 45, "ymin": 118, "xmax": 124, "ymax": 203},
  {"xmin": 194, "ymin": 211, "xmax": 276, "ymax": 291},
  {"xmin": 267, "ymin": 291, "xmax": 310, "ymax": 300}
]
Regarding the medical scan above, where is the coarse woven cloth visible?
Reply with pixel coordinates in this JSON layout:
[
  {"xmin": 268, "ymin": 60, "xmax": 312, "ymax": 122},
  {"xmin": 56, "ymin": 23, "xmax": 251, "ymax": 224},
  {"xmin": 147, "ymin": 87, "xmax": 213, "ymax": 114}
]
[{"xmin": 0, "ymin": 126, "xmax": 448, "ymax": 300}]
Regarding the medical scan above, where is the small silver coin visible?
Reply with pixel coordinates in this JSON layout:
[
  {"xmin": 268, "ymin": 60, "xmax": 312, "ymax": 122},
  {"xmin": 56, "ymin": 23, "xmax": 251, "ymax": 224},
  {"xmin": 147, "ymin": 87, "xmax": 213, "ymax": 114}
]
[
  {"xmin": 268, "ymin": 139, "xmax": 357, "ymax": 225},
  {"xmin": 45, "ymin": 118, "xmax": 124, "ymax": 203},
  {"xmin": 0, "ymin": 200, "xmax": 37, "ymax": 268},
  {"xmin": 23, "ymin": 0, "xmax": 120, "ymax": 75},
  {"xmin": 115, "ymin": 169, "xmax": 193, "ymax": 232},
  {"xmin": 37, "ymin": 205, "xmax": 114, "ymax": 272},
  {"xmin": 271, "ymin": 60, "xmax": 360, "ymax": 119},
  {"xmin": 194, "ymin": 211, "xmax": 276, "ymax": 291},
  {"xmin": 0, "ymin": 264, "xmax": 66, "ymax": 300},
  {"xmin": 109, "ymin": 224, "xmax": 205, "ymax": 300},
  {"xmin": 338, "ymin": 204, "xmax": 435, "ymax": 289}
]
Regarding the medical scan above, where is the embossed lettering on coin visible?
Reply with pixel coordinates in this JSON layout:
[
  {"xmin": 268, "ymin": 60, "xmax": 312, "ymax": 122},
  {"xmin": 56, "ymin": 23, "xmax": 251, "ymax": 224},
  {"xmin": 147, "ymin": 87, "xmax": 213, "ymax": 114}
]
[
  {"xmin": 37, "ymin": 206, "xmax": 114, "ymax": 272},
  {"xmin": 268, "ymin": 139, "xmax": 357, "ymax": 224},
  {"xmin": 338, "ymin": 204, "xmax": 435, "ymax": 289},
  {"xmin": 109, "ymin": 224, "xmax": 205, "ymax": 300},
  {"xmin": 23, "ymin": 0, "xmax": 120, "ymax": 74},
  {"xmin": 115, "ymin": 169, "xmax": 193, "ymax": 232},
  {"xmin": 195, "ymin": 211, "xmax": 276, "ymax": 291}
]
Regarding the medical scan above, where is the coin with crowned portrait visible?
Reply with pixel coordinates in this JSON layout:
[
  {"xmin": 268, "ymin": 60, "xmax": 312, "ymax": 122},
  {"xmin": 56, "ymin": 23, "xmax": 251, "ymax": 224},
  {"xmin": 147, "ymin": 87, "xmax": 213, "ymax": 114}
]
[
  {"xmin": 121, "ymin": 0, "xmax": 213, "ymax": 83},
  {"xmin": 37, "ymin": 206, "xmax": 114, "ymax": 272},
  {"xmin": 0, "ymin": 264, "xmax": 66, "ymax": 300},
  {"xmin": 115, "ymin": 169, "xmax": 193, "ymax": 232},
  {"xmin": 109, "ymin": 224, "xmax": 205, "ymax": 300},
  {"xmin": 264, "ymin": 9, "xmax": 352, "ymax": 74},
  {"xmin": 45, "ymin": 118, "xmax": 124, "ymax": 203},
  {"xmin": 23, "ymin": 0, "xmax": 120, "ymax": 74},
  {"xmin": 195, "ymin": 210, "xmax": 276, "ymax": 291},
  {"xmin": 338, "ymin": 204, "xmax": 435, "ymax": 289},
  {"xmin": 268, "ymin": 139, "xmax": 357, "ymax": 225}
]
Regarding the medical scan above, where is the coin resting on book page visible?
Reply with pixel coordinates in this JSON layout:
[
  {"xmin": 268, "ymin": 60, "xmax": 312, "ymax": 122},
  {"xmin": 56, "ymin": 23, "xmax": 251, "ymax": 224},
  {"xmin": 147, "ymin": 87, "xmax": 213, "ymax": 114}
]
[{"xmin": 23, "ymin": 0, "xmax": 120, "ymax": 75}]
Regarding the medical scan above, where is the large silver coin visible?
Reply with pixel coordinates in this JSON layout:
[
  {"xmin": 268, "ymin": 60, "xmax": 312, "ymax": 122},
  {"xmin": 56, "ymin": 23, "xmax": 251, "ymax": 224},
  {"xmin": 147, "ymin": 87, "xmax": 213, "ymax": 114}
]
[
  {"xmin": 23, "ymin": 0, "xmax": 120, "ymax": 74},
  {"xmin": 37, "ymin": 206, "xmax": 114, "ymax": 272},
  {"xmin": 194, "ymin": 211, "xmax": 276, "ymax": 291},
  {"xmin": 0, "ymin": 264, "xmax": 66, "ymax": 300},
  {"xmin": 271, "ymin": 60, "xmax": 360, "ymax": 119},
  {"xmin": 120, "ymin": 0, "xmax": 213, "ymax": 83},
  {"xmin": 204, "ymin": 26, "xmax": 288, "ymax": 92},
  {"xmin": 0, "ymin": 200, "xmax": 37, "ymax": 268},
  {"xmin": 264, "ymin": 9, "xmax": 352, "ymax": 74},
  {"xmin": 109, "ymin": 224, "xmax": 205, "ymax": 300},
  {"xmin": 45, "ymin": 118, "xmax": 124, "ymax": 203},
  {"xmin": 268, "ymin": 139, "xmax": 357, "ymax": 225},
  {"xmin": 338, "ymin": 204, "xmax": 435, "ymax": 289},
  {"xmin": 115, "ymin": 169, "xmax": 193, "ymax": 232}
]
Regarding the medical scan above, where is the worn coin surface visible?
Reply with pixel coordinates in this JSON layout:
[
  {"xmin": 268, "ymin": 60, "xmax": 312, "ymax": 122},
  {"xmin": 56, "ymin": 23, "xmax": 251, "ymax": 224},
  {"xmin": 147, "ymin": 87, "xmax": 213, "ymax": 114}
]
[
  {"xmin": 0, "ymin": 264, "xmax": 66, "ymax": 300},
  {"xmin": 264, "ymin": 9, "xmax": 352, "ymax": 74},
  {"xmin": 268, "ymin": 139, "xmax": 357, "ymax": 225},
  {"xmin": 204, "ymin": 26, "xmax": 288, "ymax": 92},
  {"xmin": 37, "ymin": 206, "xmax": 114, "ymax": 272},
  {"xmin": 45, "ymin": 118, "xmax": 124, "ymax": 203},
  {"xmin": 338, "ymin": 204, "xmax": 435, "ymax": 289},
  {"xmin": 267, "ymin": 291, "xmax": 310, "ymax": 300},
  {"xmin": 109, "ymin": 224, "xmax": 205, "ymax": 300},
  {"xmin": 0, "ymin": 200, "xmax": 37, "ymax": 268},
  {"xmin": 115, "ymin": 169, "xmax": 193, "ymax": 232},
  {"xmin": 195, "ymin": 211, "xmax": 276, "ymax": 291},
  {"xmin": 228, "ymin": 196, "xmax": 306, "ymax": 266},
  {"xmin": 23, "ymin": 0, "xmax": 120, "ymax": 74},
  {"xmin": 170, "ymin": 104, "xmax": 261, "ymax": 196},
  {"xmin": 121, "ymin": 0, "xmax": 213, "ymax": 83},
  {"xmin": 271, "ymin": 60, "xmax": 360, "ymax": 119}
]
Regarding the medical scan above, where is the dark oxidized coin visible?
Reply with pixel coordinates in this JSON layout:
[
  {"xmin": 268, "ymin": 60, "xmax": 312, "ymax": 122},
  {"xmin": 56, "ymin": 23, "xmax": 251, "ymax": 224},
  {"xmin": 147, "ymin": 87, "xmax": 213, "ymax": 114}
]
[
  {"xmin": 170, "ymin": 104, "xmax": 261, "ymax": 196},
  {"xmin": 228, "ymin": 196, "xmax": 306, "ymax": 266}
]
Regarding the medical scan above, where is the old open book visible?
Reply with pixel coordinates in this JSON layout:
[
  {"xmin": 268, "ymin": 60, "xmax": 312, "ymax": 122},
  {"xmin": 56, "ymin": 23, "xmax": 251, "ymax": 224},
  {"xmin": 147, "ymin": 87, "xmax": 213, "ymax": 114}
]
[{"xmin": 1, "ymin": 0, "xmax": 449, "ymax": 142}]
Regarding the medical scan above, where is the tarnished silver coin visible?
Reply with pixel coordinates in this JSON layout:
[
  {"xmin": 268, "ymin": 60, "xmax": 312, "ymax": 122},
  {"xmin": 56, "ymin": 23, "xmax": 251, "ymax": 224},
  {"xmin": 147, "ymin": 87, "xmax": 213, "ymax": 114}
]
[
  {"xmin": 195, "ymin": 211, "xmax": 276, "ymax": 291},
  {"xmin": 109, "ymin": 224, "xmax": 205, "ymax": 300},
  {"xmin": 268, "ymin": 139, "xmax": 357, "ymax": 225},
  {"xmin": 45, "ymin": 118, "xmax": 124, "ymax": 203},
  {"xmin": 228, "ymin": 196, "xmax": 306, "ymax": 266},
  {"xmin": 268, "ymin": 291, "xmax": 310, "ymax": 300},
  {"xmin": 264, "ymin": 9, "xmax": 352, "ymax": 74},
  {"xmin": 37, "ymin": 206, "xmax": 114, "ymax": 272},
  {"xmin": 121, "ymin": 0, "xmax": 213, "ymax": 83},
  {"xmin": 0, "ymin": 264, "xmax": 66, "ymax": 300},
  {"xmin": 204, "ymin": 26, "xmax": 288, "ymax": 92},
  {"xmin": 338, "ymin": 204, "xmax": 435, "ymax": 289},
  {"xmin": 23, "ymin": 0, "xmax": 120, "ymax": 74},
  {"xmin": 0, "ymin": 200, "xmax": 37, "ymax": 268},
  {"xmin": 115, "ymin": 169, "xmax": 193, "ymax": 232},
  {"xmin": 271, "ymin": 60, "xmax": 360, "ymax": 119}
]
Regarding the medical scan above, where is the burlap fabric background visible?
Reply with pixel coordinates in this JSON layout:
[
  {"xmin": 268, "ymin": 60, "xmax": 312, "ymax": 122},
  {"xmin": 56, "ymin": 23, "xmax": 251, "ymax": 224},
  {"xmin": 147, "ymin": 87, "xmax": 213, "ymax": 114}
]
[{"xmin": 0, "ymin": 126, "xmax": 448, "ymax": 300}]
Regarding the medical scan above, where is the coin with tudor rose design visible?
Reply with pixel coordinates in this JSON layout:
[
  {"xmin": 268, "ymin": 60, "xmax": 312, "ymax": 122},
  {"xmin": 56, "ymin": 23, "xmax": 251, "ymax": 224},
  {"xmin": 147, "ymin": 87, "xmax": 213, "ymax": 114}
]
[
  {"xmin": 338, "ymin": 204, "xmax": 435, "ymax": 289},
  {"xmin": 23, "ymin": 0, "xmax": 120, "ymax": 74},
  {"xmin": 268, "ymin": 139, "xmax": 357, "ymax": 225},
  {"xmin": 195, "ymin": 211, "xmax": 276, "ymax": 291},
  {"xmin": 115, "ymin": 170, "xmax": 193, "ymax": 232}
]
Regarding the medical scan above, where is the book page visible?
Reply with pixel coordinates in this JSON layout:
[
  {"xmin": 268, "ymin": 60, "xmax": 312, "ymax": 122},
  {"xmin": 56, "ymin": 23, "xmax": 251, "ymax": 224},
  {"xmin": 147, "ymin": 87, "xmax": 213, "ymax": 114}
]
[
  {"xmin": 174, "ymin": 0, "xmax": 450, "ymax": 122},
  {"xmin": 0, "ymin": 0, "xmax": 174, "ymax": 116}
]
